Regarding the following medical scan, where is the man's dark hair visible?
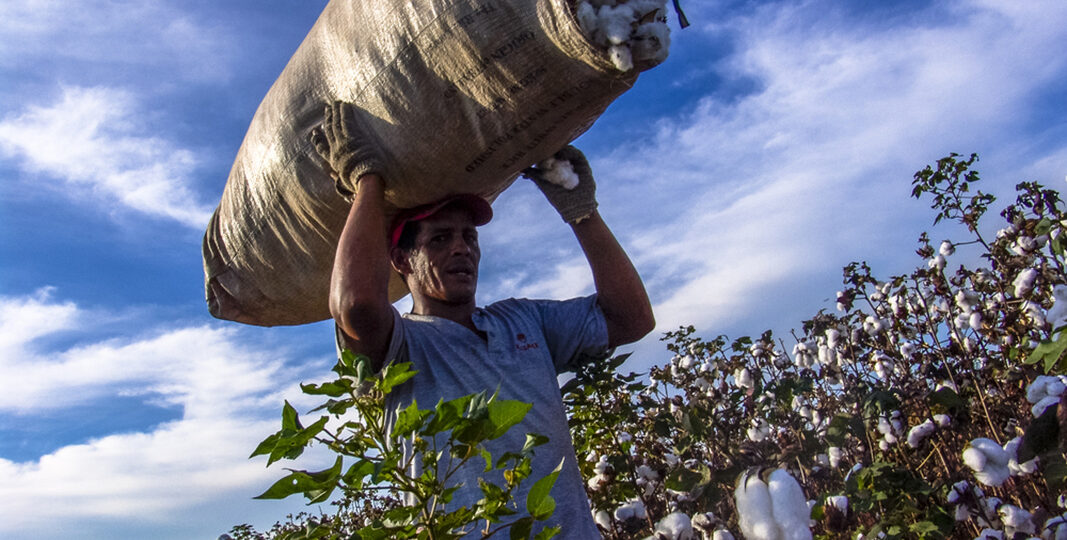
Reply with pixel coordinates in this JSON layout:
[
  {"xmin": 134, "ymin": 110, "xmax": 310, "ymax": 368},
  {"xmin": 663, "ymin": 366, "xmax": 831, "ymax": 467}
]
[{"xmin": 395, "ymin": 221, "xmax": 419, "ymax": 252}]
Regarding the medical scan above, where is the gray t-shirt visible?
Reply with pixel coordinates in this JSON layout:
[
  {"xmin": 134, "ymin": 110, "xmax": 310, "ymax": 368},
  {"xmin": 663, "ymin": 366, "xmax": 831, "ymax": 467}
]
[{"xmin": 347, "ymin": 295, "xmax": 610, "ymax": 538}]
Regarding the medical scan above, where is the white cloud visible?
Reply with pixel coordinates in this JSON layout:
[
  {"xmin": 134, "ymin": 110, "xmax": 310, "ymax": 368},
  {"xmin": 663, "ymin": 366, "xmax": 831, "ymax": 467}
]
[
  {"xmin": 0, "ymin": 0, "xmax": 233, "ymax": 82},
  {"xmin": 583, "ymin": 0, "xmax": 1067, "ymax": 337},
  {"xmin": 0, "ymin": 291, "xmax": 318, "ymax": 537},
  {"xmin": 0, "ymin": 86, "xmax": 214, "ymax": 228}
]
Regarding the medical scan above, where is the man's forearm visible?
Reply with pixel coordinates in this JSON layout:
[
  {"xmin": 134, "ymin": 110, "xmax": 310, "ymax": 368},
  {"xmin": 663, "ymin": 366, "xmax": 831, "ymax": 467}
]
[
  {"xmin": 329, "ymin": 174, "xmax": 394, "ymax": 361},
  {"xmin": 571, "ymin": 211, "xmax": 654, "ymax": 347}
]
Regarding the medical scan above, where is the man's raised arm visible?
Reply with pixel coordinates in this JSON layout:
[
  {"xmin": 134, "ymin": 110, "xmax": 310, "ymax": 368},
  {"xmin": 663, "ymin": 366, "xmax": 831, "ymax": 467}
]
[
  {"xmin": 312, "ymin": 102, "xmax": 394, "ymax": 366},
  {"xmin": 526, "ymin": 146, "xmax": 655, "ymax": 347}
]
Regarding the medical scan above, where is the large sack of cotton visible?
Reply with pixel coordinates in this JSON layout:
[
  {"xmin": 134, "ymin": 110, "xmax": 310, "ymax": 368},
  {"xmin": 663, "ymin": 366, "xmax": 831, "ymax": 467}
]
[{"xmin": 203, "ymin": 0, "xmax": 670, "ymax": 326}]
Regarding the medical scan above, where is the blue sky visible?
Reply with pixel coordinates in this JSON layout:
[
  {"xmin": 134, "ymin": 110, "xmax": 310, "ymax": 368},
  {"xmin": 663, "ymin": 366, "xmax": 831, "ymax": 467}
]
[{"xmin": 1, "ymin": 0, "xmax": 1065, "ymax": 538}]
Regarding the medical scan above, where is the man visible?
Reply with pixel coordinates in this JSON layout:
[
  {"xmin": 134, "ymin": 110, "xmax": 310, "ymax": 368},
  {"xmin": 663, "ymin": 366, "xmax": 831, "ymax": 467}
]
[{"xmin": 314, "ymin": 101, "xmax": 654, "ymax": 537}]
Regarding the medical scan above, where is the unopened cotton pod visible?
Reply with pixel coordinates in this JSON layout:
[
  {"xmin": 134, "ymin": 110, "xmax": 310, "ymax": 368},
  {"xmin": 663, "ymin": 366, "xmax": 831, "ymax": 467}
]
[{"xmin": 203, "ymin": 0, "xmax": 668, "ymax": 326}]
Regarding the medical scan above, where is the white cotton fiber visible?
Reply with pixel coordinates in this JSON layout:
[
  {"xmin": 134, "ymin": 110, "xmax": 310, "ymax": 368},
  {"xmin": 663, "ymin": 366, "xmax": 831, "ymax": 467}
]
[
  {"xmin": 600, "ymin": 4, "xmax": 636, "ymax": 44},
  {"xmin": 575, "ymin": 0, "xmax": 671, "ymax": 71},
  {"xmin": 576, "ymin": 1, "xmax": 598, "ymax": 37},
  {"xmin": 963, "ymin": 438, "xmax": 1011, "ymax": 487},
  {"xmin": 1047, "ymin": 284, "xmax": 1067, "ymax": 329},
  {"xmin": 735, "ymin": 471, "xmax": 782, "ymax": 540},
  {"xmin": 655, "ymin": 512, "xmax": 695, "ymax": 540},
  {"xmin": 767, "ymin": 469, "xmax": 814, "ymax": 540},
  {"xmin": 608, "ymin": 45, "xmax": 634, "ymax": 72},
  {"xmin": 536, "ymin": 156, "xmax": 580, "ymax": 189},
  {"xmin": 630, "ymin": 21, "xmax": 671, "ymax": 64}
]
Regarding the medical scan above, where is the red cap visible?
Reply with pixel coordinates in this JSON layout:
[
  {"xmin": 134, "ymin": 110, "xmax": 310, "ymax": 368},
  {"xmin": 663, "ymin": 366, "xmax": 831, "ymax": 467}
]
[{"xmin": 389, "ymin": 194, "xmax": 493, "ymax": 249}]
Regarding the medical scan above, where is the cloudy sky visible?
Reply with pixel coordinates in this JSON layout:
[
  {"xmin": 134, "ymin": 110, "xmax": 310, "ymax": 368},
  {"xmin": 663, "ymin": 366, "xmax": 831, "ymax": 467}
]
[{"xmin": 1, "ymin": 0, "xmax": 1065, "ymax": 537}]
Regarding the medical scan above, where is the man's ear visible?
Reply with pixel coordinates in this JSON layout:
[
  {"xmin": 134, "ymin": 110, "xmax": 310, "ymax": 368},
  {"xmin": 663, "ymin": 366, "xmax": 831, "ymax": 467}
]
[{"xmin": 390, "ymin": 246, "xmax": 411, "ymax": 275}]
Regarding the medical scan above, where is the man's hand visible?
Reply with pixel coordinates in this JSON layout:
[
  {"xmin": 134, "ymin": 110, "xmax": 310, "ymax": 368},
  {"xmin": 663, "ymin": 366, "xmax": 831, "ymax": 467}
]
[
  {"xmin": 524, "ymin": 145, "xmax": 598, "ymax": 224},
  {"xmin": 310, "ymin": 101, "xmax": 386, "ymax": 198}
]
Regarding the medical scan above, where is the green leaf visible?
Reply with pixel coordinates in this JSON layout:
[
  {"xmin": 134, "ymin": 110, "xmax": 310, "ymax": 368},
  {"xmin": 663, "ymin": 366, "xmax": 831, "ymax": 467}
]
[
  {"xmin": 526, "ymin": 459, "xmax": 563, "ymax": 520},
  {"xmin": 300, "ymin": 381, "xmax": 348, "ymax": 397},
  {"xmin": 520, "ymin": 433, "xmax": 550, "ymax": 455},
  {"xmin": 267, "ymin": 415, "xmax": 329, "ymax": 466},
  {"xmin": 909, "ymin": 521, "xmax": 939, "ymax": 535},
  {"xmin": 282, "ymin": 401, "xmax": 302, "ymax": 431},
  {"xmin": 1042, "ymin": 451, "xmax": 1067, "ymax": 492},
  {"xmin": 509, "ymin": 517, "xmax": 534, "ymax": 540},
  {"xmin": 341, "ymin": 462, "xmax": 374, "ymax": 491},
  {"xmin": 377, "ymin": 362, "xmax": 417, "ymax": 394},
  {"xmin": 559, "ymin": 377, "xmax": 582, "ymax": 396},
  {"xmin": 665, "ymin": 464, "xmax": 709, "ymax": 493},
  {"xmin": 1027, "ymin": 331, "xmax": 1067, "ymax": 372},
  {"xmin": 393, "ymin": 400, "xmax": 430, "ymax": 437},
  {"xmin": 928, "ymin": 387, "xmax": 964, "ymax": 411},
  {"xmin": 426, "ymin": 395, "xmax": 471, "ymax": 435},
  {"xmin": 250, "ymin": 432, "xmax": 281, "ymax": 459},
  {"xmin": 254, "ymin": 456, "xmax": 342, "ymax": 501},
  {"xmin": 533, "ymin": 526, "xmax": 560, "ymax": 540},
  {"xmin": 1019, "ymin": 402, "xmax": 1059, "ymax": 462},
  {"xmin": 826, "ymin": 413, "xmax": 865, "ymax": 446},
  {"xmin": 488, "ymin": 400, "xmax": 532, "ymax": 439}
]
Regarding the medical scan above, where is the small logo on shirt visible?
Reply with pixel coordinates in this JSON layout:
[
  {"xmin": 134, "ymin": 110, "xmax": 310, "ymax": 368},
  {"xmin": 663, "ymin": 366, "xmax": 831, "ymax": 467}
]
[{"xmin": 515, "ymin": 333, "xmax": 540, "ymax": 351}]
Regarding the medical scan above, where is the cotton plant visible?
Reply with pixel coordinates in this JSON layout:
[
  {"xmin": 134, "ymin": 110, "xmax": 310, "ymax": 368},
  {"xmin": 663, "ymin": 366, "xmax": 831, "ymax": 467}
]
[{"xmin": 554, "ymin": 156, "xmax": 1066, "ymax": 540}]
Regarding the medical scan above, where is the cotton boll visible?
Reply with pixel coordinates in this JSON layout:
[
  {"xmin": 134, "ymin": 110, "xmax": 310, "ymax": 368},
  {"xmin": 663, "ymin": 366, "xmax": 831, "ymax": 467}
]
[
  {"xmin": 828, "ymin": 447, "xmax": 844, "ymax": 468},
  {"xmin": 1033, "ymin": 395, "xmax": 1061, "ymax": 417},
  {"xmin": 1003, "ymin": 437, "xmax": 1038, "ymax": 475},
  {"xmin": 899, "ymin": 341, "xmax": 915, "ymax": 359},
  {"xmin": 975, "ymin": 528, "xmax": 1005, "ymax": 539},
  {"xmin": 1027, "ymin": 375, "xmax": 1067, "ymax": 403},
  {"xmin": 937, "ymin": 379, "xmax": 959, "ymax": 393},
  {"xmin": 734, "ymin": 367, "xmax": 754, "ymax": 389},
  {"xmin": 594, "ymin": 455, "xmax": 612, "ymax": 474},
  {"xmin": 588, "ymin": 473, "xmax": 609, "ymax": 490},
  {"xmin": 614, "ymin": 498, "xmax": 647, "ymax": 521},
  {"xmin": 826, "ymin": 495, "xmax": 848, "ymax": 513},
  {"xmin": 999, "ymin": 504, "xmax": 1036, "ymax": 536},
  {"xmin": 637, "ymin": 464, "xmax": 660, "ymax": 483},
  {"xmin": 593, "ymin": 509, "xmax": 613, "ymax": 532},
  {"xmin": 1044, "ymin": 514, "xmax": 1067, "ymax": 540},
  {"xmin": 748, "ymin": 419, "xmax": 773, "ymax": 442},
  {"xmin": 608, "ymin": 44, "xmax": 634, "ymax": 71},
  {"xmin": 1047, "ymin": 285, "xmax": 1067, "ymax": 329},
  {"xmin": 664, "ymin": 452, "xmax": 680, "ymax": 467},
  {"xmin": 825, "ymin": 328, "xmax": 841, "ymax": 349},
  {"xmin": 712, "ymin": 530, "xmax": 736, "ymax": 540},
  {"xmin": 956, "ymin": 289, "xmax": 979, "ymax": 311},
  {"xmin": 940, "ymin": 241, "xmax": 956, "ymax": 257},
  {"xmin": 934, "ymin": 414, "xmax": 952, "ymax": 427},
  {"xmin": 767, "ymin": 469, "xmax": 813, "ymax": 540},
  {"xmin": 1012, "ymin": 236, "xmax": 1038, "ymax": 256},
  {"xmin": 735, "ymin": 470, "xmax": 783, "ymax": 540},
  {"xmin": 907, "ymin": 419, "xmax": 937, "ymax": 448},
  {"xmin": 655, "ymin": 512, "xmax": 695, "ymax": 540},
  {"xmin": 963, "ymin": 438, "xmax": 1011, "ymax": 487},
  {"xmin": 1025, "ymin": 300, "xmax": 1048, "ymax": 329},
  {"xmin": 1014, "ymin": 268, "xmax": 1039, "ymax": 297},
  {"xmin": 929, "ymin": 255, "xmax": 946, "ymax": 270}
]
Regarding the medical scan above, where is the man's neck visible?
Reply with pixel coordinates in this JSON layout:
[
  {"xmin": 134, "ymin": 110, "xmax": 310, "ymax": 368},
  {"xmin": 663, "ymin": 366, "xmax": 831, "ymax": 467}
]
[{"xmin": 411, "ymin": 298, "xmax": 478, "ymax": 332}]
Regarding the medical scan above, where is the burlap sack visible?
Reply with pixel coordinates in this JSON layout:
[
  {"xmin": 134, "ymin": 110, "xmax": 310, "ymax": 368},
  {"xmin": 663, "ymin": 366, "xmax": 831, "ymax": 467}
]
[{"xmin": 203, "ymin": 0, "xmax": 660, "ymax": 326}]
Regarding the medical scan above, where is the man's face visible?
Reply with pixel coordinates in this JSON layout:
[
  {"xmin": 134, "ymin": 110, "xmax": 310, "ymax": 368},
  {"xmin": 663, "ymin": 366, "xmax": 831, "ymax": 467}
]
[{"xmin": 397, "ymin": 205, "xmax": 481, "ymax": 306}]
